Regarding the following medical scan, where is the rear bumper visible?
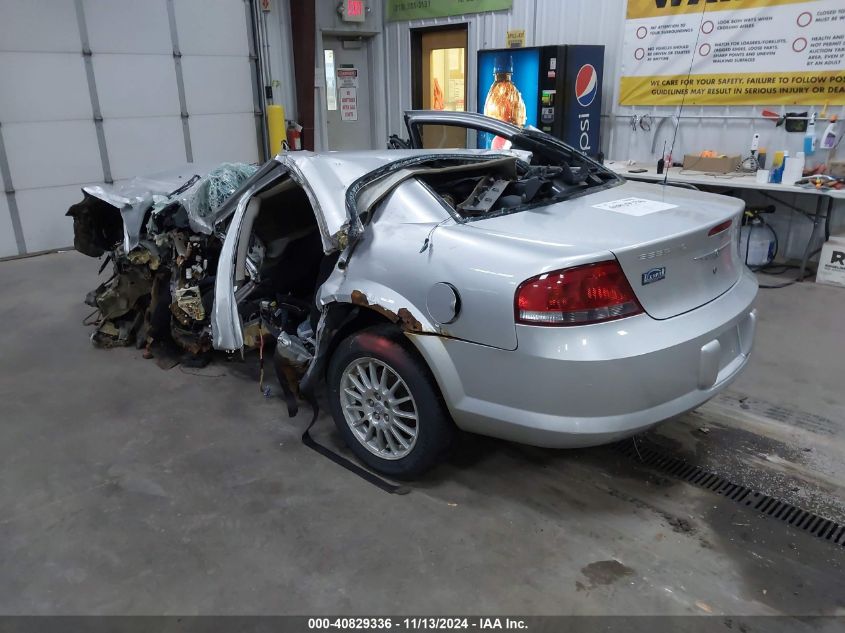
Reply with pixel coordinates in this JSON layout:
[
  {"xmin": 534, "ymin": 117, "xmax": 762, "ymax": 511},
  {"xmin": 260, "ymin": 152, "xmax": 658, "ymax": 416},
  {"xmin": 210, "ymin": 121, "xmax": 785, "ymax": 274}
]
[{"xmin": 408, "ymin": 269, "xmax": 758, "ymax": 448}]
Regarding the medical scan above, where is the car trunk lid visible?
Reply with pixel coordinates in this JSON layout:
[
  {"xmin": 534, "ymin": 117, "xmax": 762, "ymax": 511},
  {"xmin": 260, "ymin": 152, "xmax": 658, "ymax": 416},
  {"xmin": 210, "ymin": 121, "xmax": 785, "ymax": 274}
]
[
  {"xmin": 467, "ymin": 180, "xmax": 745, "ymax": 320},
  {"xmin": 611, "ymin": 215, "xmax": 741, "ymax": 319}
]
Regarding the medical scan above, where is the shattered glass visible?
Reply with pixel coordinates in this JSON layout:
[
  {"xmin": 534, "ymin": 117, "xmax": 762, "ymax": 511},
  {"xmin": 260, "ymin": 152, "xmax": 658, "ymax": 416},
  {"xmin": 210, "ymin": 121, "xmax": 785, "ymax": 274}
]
[{"xmin": 176, "ymin": 163, "xmax": 258, "ymax": 234}]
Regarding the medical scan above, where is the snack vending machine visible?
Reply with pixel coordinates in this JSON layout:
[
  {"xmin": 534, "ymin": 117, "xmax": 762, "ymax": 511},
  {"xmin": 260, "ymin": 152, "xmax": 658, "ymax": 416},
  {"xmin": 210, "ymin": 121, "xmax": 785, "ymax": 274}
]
[{"xmin": 477, "ymin": 45, "xmax": 604, "ymax": 158}]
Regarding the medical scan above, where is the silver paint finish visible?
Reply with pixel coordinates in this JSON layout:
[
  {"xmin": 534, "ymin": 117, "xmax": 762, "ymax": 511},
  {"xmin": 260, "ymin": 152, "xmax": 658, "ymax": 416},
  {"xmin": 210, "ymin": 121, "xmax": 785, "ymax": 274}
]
[
  {"xmin": 316, "ymin": 171, "xmax": 751, "ymax": 351},
  {"xmin": 275, "ymin": 148, "xmax": 527, "ymax": 253},
  {"xmin": 210, "ymin": 130, "xmax": 758, "ymax": 446},
  {"xmin": 471, "ymin": 179, "xmax": 745, "ymax": 320},
  {"xmin": 699, "ymin": 339, "xmax": 722, "ymax": 389},
  {"xmin": 276, "ymin": 150, "xmax": 435, "ymax": 251},
  {"xmin": 212, "ymin": 164, "xmax": 286, "ymax": 351},
  {"xmin": 406, "ymin": 271, "xmax": 758, "ymax": 447},
  {"xmin": 426, "ymin": 282, "xmax": 459, "ymax": 325}
]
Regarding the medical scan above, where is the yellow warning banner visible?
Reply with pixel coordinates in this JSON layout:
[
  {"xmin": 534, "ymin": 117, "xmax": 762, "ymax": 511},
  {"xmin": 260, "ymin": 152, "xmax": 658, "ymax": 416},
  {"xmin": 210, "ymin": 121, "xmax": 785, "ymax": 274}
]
[
  {"xmin": 621, "ymin": 70, "xmax": 845, "ymax": 105},
  {"xmin": 620, "ymin": 0, "xmax": 845, "ymax": 105},
  {"xmin": 626, "ymin": 0, "xmax": 815, "ymax": 21}
]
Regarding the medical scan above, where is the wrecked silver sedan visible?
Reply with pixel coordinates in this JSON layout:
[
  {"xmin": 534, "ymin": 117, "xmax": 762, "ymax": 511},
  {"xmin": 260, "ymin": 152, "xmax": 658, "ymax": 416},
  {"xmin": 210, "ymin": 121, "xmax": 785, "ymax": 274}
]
[{"xmin": 70, "ymin": 111, "xmax": 757, "ymax": 478}]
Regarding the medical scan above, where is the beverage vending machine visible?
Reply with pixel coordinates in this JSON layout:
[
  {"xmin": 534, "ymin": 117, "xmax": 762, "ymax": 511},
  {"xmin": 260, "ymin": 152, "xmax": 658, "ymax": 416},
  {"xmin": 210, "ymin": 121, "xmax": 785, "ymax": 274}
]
[{"xmin": 477, "ymin": 45, "xmax": 604, "ymax": 158}]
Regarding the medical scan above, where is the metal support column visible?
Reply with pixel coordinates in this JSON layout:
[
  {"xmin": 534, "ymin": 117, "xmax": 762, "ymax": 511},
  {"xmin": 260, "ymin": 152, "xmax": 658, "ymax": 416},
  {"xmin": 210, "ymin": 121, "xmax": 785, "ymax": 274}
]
[
  {"xmin": 0, "ymin": 123, "xmax": 26, "ymax": 255},
  {"xmin": 166, "ymin": 0, "xmax": 194, "ymax": 163},
  {"xmin": 74, "ymin": 0, "xmax": 113, "ymax": 185},
  {"xmin": 246, "ymin": 0, "xmax": 269, "ymax": 162}
]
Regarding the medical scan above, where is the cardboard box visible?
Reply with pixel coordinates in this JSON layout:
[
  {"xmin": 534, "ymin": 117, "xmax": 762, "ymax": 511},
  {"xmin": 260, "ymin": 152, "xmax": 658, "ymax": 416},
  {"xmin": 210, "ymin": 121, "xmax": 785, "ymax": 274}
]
[
  {"xmin": 682, "ymin": 154, "xmax": 741, "ymax": 173},
  {"xmin": 816, "ymin": 236, "xmax": 845, "ymax": 288}
]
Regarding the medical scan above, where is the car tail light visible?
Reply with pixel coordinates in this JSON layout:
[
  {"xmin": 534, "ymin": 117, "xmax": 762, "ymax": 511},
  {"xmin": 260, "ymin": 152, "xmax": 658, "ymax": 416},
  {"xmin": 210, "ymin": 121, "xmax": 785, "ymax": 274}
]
[
  {"xmin": 708, "ymin": 219, "xmax": 733, "ymax": 236},
  {"xmin": 515, "ymin": 260, "xmax": 643, "ymax": 326}
]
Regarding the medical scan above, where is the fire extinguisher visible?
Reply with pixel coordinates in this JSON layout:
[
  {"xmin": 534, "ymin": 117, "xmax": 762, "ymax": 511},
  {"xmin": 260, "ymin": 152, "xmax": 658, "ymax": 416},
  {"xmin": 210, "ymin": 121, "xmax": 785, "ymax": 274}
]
[{"xmin": 286, "ymin": 122, "xmax": 302, "ymax": 151}]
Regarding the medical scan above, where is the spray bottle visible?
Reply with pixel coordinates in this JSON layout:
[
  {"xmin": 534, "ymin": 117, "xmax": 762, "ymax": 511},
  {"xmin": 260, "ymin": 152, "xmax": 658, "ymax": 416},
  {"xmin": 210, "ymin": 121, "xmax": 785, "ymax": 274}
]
[
  {"xmin": 804, "ymin": 112, "xmax": 817, "ymax": 156},
  {"xmin": 821, "ymin": 115, "xmax": 839, "ymax": 150},
  {"xmin": 771, "ymin": 150, "xmax": 789, "ymax": 184}
]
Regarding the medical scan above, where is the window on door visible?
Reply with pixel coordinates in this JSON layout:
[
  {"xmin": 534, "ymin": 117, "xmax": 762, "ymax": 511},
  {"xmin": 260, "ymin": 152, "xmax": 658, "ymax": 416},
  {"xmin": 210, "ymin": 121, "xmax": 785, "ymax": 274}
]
[
  {"xmin": 412, "ymin": 26, "xmax": 468, "ymax": 148},
  {"xmin": 324, "ymin": 49, "xmax": 337, "ymax": 111},
  {"xmin": 429, "ymin": 47, "xmax": 465, "ymax": 112}
]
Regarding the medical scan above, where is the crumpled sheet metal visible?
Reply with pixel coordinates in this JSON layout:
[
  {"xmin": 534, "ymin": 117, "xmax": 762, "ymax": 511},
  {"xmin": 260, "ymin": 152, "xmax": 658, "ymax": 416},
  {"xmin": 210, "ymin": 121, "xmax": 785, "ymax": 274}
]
[
  {"xmin": 277, "ymin": 149, "xmax": 531, "ymax": 255},
  {"xmin": 81, "ymin": 162, "xmax": 256, "ymax": 253},
  {"xmin": 83, "ymin": 167, "xmax": 208, "ymax": 252}
]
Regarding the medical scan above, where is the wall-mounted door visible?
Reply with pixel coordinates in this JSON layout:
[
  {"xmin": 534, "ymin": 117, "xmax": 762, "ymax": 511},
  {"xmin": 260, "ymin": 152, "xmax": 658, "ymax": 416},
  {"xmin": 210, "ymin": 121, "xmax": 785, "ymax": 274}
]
[
  {"xmin": 323, "ymin": 36, "xmax": 372, "ymax": 150},
  {"xmin": 412, "ymin": 26, "xmax": 468, "ymax": 149}
]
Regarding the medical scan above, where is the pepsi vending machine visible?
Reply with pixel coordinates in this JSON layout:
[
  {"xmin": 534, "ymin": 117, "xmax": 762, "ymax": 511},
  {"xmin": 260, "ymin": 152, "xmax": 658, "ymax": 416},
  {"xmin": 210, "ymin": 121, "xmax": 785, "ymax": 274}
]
[{"xmin": 477, "ymin": 45, "xmax": 604, "ymax": 158}]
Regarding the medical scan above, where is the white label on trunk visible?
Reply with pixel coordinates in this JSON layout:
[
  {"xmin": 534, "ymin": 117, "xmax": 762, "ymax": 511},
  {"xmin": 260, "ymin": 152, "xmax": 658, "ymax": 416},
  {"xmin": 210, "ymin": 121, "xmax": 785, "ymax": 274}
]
[{"xmin": 592, "ymin": 197, "xmax": 677, "ymax": 216}]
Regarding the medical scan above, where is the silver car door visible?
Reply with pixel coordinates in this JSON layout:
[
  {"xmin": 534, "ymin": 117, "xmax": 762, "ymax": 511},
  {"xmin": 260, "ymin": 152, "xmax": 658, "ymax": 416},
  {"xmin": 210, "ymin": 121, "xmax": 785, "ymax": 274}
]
[{"xmin": 211, "ymin": 162, "xmax": 288, "ymax": 351}]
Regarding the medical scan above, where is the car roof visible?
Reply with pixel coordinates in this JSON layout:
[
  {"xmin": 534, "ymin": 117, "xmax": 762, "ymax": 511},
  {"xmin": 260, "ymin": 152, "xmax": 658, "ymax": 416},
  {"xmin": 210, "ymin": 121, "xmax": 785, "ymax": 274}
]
[
  {"xmin": 275, "ymin": 149, "xmax": 527, "ymax": 246},
  {"xmin": 276, "ymin": 148, "xmax": 496, "ymax": 174}
]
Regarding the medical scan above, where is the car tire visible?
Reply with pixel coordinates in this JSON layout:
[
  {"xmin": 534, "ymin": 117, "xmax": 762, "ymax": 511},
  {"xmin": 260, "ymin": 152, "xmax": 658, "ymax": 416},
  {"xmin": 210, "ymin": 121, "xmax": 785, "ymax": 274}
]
[{"xmin": 327, "ymin": 325, "xmax": 453, "ymax": 479}]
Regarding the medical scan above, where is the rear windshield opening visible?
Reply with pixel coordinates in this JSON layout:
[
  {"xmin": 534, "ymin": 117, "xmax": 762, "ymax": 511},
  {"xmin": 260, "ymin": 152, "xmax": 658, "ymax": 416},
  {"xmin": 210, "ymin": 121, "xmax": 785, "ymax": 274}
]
[{"xmin": 417, "ymin": 152, "xmax": 617, "ymax": 219}]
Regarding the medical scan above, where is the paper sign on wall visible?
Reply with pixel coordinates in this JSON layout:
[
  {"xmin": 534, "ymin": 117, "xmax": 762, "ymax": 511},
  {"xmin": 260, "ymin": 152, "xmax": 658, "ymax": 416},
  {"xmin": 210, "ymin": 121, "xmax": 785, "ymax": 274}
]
[
  {"xmin": 506, "ymin": 29, "xmax": 525, "ymax": 48},
  {"xmin": 340, "ymin": 87, "xmax": 358, "ymax": 121},
  {"xmin": 337, "ymin": 67, "xmax": 359, "ymax": 89}
]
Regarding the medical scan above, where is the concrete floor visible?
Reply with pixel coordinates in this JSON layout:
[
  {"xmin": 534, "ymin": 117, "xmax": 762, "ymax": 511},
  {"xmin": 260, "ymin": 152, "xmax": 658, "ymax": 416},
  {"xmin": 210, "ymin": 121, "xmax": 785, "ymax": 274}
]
[{"xmin": 1, "ymin": 251, "xmax": 843, "ymax": 616}]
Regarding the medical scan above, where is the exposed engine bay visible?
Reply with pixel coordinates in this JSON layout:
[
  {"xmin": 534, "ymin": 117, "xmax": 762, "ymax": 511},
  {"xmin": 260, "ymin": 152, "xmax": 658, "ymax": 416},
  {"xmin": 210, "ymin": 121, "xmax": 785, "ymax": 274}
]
[
  {"xmin": 68, "ymin": 171, "xmax": 231, "ymax": 358},
  {"xmin": 67, "ymin": 163, "xmax": 327, "ymax": 372}
]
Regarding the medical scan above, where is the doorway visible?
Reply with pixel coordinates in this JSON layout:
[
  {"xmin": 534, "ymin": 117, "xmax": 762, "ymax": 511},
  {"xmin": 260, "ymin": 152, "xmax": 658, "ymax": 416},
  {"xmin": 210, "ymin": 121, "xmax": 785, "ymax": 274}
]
[
  {"xmin": 323, "ymin": 35, "xmax": 373, "ymax": 150},
  {"xmin": 411, "ymin": 25, "xmax": 468, "ymax": 148}
]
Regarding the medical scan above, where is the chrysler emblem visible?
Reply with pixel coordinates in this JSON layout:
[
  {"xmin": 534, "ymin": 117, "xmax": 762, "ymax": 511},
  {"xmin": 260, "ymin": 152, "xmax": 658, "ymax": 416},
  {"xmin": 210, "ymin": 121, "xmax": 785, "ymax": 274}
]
[{"xmin": 642, "ymin": 267, "xmax": 666, "ymax": 285}]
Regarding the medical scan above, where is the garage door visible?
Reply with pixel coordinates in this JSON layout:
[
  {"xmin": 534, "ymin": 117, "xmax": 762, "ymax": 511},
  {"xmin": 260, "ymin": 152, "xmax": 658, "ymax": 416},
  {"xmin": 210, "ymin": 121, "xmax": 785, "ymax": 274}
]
[{"xmin": 0, "ymin": 0, "xmax": 261, "ymax": 257}]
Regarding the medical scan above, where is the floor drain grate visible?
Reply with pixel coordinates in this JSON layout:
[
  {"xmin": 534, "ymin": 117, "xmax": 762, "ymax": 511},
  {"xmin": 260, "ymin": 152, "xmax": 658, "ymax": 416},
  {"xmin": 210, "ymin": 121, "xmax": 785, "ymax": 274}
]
[{"xmin": 615, "ymin": 439, "xmax": 845, "ymax": 548}]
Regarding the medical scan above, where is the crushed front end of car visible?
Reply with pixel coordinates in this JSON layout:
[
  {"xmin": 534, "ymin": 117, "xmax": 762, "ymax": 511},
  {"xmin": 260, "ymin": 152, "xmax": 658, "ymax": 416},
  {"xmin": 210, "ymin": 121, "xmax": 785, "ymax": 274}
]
[{"xmin": 67, "ymin": 163, "xmax": 258, "ymax": 362}]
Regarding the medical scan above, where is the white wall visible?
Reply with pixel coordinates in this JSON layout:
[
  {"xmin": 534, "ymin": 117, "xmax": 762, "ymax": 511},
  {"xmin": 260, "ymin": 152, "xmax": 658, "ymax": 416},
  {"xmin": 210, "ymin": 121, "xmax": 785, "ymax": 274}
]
[
  {"xmin": 380, "ymin": 0, "xmax": 844, "ymax": 252},
  {"xmin": 261, "ymin": 0, "xmax": 298, "ymax": 123},
  {"xmin": 0, "ymin": 0, "xmax": 262, "ymax": 257}
]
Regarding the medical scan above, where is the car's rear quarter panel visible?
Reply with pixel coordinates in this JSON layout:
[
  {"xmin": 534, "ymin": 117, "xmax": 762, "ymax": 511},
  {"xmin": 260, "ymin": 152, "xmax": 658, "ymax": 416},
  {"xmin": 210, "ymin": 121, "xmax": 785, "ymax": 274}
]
[
  {"xmin": 407, "ymin": 270, "xmax": 757, "ymax": 447},
  {"xmin": 329, "ymin": 179, "xmax": 613, "ymax": 351}
]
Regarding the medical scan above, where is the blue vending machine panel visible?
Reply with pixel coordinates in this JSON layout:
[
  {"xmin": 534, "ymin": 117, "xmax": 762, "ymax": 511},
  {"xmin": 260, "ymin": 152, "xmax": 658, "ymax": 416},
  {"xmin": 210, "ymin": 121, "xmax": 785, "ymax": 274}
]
[
  {"xmin": 561, "ymin": 45, "xmax": 604, "ymax": 158},
  {"xmin": 476, "ymin": 48, "xmax": 540, "ymax": 149},
  {"xmin": 476, "ymin": 45, "xmax": 604, "ymax": 158}
]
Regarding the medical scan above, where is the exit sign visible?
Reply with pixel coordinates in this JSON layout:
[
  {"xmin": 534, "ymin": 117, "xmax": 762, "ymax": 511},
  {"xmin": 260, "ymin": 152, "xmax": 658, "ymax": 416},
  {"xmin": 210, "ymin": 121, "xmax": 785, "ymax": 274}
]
[{"xmin": 341, "ymin": 0, "xmax": 365, "ymax": 22}]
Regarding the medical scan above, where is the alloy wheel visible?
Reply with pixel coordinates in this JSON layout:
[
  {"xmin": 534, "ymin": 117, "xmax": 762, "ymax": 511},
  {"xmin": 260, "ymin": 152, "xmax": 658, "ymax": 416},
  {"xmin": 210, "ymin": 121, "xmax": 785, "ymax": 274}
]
[{"xmin": 339, "ymin": 357, "xmax": 419, "ymax": 460}]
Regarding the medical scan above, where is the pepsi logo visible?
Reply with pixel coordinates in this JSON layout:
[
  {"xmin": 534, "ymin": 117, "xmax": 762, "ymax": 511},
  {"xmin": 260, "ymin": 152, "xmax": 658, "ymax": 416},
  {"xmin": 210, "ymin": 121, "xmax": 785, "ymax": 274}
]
[{"xmin": 575, "ymin": 64, "xmax": 598, "ymax": 107}]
